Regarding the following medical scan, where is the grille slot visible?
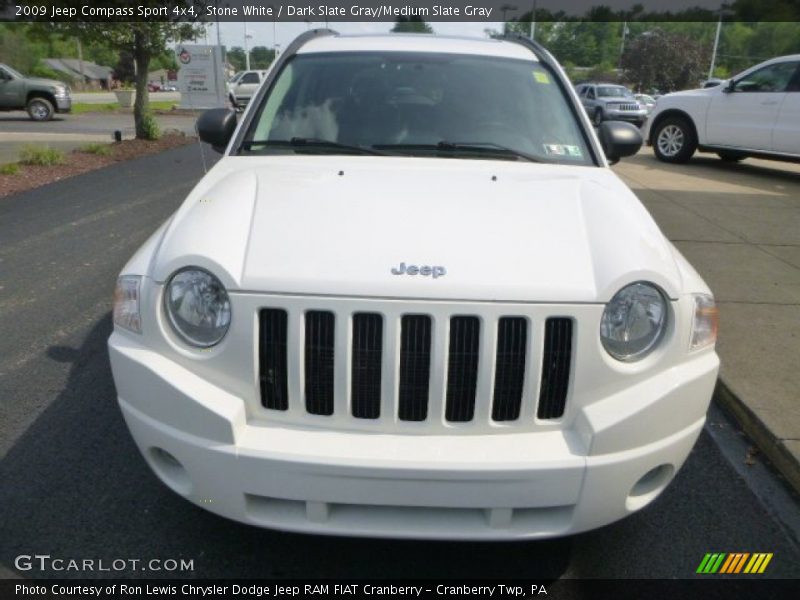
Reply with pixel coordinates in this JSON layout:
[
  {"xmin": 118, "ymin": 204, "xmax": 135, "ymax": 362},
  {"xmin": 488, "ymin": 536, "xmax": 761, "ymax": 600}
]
[
  {"xmin": 305, "ymin": 311, "xmax": 335, "ymax": 416},
  {"xmin": 537, "ymin": 318, "xmax": 573, "ymax": 419},
  {"xmin": 445, "ymin": 316, "xmax": 480, "ymax": 422},
  {"xmin": 259, "ymin": 309, "xmax": 289, "ymax": 411},
  {"xmin": 492, "ymin": 317, "xmax": 528, "ymax": 422},
  {"xmin": 398, "ymin": 315, "xmax": 432, "ymax": 421},
  {"xmin": 351, "ymin": 313, "xmax": 383, "ymax": 419}
]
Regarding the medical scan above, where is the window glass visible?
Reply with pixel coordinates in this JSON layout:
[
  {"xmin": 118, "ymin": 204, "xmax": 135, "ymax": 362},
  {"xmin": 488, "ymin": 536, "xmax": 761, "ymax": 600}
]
[
  {"xmin": 243, "ymin": 52, "xmax": 593, "ymax": 165},
  {"xmin": 736, "ymin": 62, "xmax": 799, "ymax": 93},
  {"xmin": 596, "ymin": 85, "xmax": 633, "ymax": 98},
  {"xmin": 240, "ymin": 72, "xmax": 261, "ymax": 84},
  {"xmin": 784, "ymin": 64, "xmax": 800, "ymax": 92}
]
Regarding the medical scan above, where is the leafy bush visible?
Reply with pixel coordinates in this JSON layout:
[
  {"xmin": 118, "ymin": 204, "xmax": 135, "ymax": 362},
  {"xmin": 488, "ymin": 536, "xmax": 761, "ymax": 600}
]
[
  {"xmin": 140, "ymin": 112, "xmax": 161, "ymax": 140},
  {"xmin": 0, "ymin": 163, "xmax": 20, "ymax": 175},
  {"xmin": 80, "ymin": 143, "xmax": 112, "ymax": 156},
  {"xmin": 18, "ymin": 145, "xmax": 65, "ymax": 166}
]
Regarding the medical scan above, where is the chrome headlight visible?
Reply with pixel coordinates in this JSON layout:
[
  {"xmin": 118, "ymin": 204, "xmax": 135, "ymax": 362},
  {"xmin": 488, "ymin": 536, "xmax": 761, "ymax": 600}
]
[
  {"xmin": 164, "ymin": 268, "xmax": 231, "ymax": 348},
  {"xmin": 600, "ymin": 282, "xmax": 668, "ymax": 362}
]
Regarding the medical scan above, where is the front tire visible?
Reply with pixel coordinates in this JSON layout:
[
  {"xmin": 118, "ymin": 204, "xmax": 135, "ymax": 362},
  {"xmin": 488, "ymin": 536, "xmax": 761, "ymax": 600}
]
[
  {"xmin": 592, "ymin": 108, "xmax": 603, "ymax": 127},
  {"xmin": 653, "ymin": 117, "xmax": 697, "ymax": 163},
  {"xmin": 27, "ymin": 97, "xmax": 54, "ymax": 121}
]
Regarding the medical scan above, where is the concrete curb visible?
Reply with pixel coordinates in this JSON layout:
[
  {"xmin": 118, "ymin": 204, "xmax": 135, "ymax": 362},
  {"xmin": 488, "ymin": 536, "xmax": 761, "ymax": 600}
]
[{"xmin": 714, "ymin": 379, "xmax": 800, "ymax": 496}]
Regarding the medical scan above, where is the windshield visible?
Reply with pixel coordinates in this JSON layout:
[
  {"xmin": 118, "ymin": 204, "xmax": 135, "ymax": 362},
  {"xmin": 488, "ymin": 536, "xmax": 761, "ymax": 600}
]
[
  {"xmin": 2, "ymin": 64, "xmax": 25, "ymax": 79},
  {"xmin": 597, "ymin": 85, "xmax": 633, "ymax": 98},
  {"xmin": 242, "ymin": 52, "xmax": 593, "ymax": 165}
]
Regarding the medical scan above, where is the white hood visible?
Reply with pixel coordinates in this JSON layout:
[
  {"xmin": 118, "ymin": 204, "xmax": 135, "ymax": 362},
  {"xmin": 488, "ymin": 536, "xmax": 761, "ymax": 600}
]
[{"xmin": 153, "ymin": 156, "xmax": 682, "ymax": 303}]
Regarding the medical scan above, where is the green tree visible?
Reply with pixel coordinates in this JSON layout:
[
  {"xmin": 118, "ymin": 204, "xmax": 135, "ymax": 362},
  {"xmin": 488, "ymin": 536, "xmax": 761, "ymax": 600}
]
[
  {"xmin": 621, "ymin": 29, "xmax": 708, "ymax": 92},
  {"xmin": 391, "ymin": 17, "xmax": 434, "ymax": 34},
  {"xmin": 38, "ymin": 11, "xmax": 204, "ymax": 139},
  {"xmin": 250, "ymin": 46, "xmax": 276, "ymax": 69},
  {"xmin": 227, "ymin": 47, "xmax": 247, "ymax": 72}
]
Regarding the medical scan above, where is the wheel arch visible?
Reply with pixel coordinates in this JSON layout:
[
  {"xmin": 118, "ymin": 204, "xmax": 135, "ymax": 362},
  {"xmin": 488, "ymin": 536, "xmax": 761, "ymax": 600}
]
[
  {"xmin": 649, "ymin": 109, "xmax": 698, "ymax": 146},
  {"xmin": 26, "ymin": 91, "xmax": 56, "ymax": 107}
]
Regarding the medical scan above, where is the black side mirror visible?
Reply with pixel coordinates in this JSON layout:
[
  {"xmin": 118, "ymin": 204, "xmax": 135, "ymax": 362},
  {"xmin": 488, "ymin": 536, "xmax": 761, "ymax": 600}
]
[
  {"xmin": 196, "ymin": 108, "xmax": 237, "ymax": 153},
  {"xmin": 723, "ymin": 79, "xmax": 736, "ymax": 93},
  {"xmin": 598, "ymin": 121, "xmax": 643, "ymax": 164}
]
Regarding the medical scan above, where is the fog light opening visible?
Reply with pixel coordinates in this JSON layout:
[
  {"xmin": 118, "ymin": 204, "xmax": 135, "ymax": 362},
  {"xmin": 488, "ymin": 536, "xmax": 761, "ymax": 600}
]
[
  {"xmin": 626, "ymin": 464, "xmax": 674, "ymax": 511},
  {"xmin": 148, "ymin": 447, "xmax": 192, "ymax": 496}
]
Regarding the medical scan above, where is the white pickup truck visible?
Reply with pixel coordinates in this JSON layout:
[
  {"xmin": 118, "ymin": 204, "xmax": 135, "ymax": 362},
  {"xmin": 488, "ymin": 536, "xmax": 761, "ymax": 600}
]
[
  {"xmin": 645, "ymin": 54, "xmax": 800, "ymax": 163},
  {"xmin": 227, "ymin": 69, "xmax": 268, "ymax": 109}
]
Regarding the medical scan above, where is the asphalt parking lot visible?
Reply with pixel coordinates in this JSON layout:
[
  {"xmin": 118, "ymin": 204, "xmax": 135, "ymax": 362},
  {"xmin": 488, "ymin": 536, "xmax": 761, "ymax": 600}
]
[{"xmin": 0, "ymin": 143, "xmax": 799, "ymax": 585}]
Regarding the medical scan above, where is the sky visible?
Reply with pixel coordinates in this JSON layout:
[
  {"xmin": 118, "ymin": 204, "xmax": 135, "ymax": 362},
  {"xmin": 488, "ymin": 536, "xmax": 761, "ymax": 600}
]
[{"xmin": 205, "ymin": 21, "xmax": 507, "ymax": 53}]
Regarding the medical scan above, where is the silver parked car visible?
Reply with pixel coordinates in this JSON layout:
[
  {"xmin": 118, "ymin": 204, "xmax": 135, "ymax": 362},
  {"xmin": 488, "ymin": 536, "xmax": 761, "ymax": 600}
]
[
  {"xmin": 576, "ymin": 83, "xmax": 648, "ymax": 127},
  {"xmin": 634, "ymin": 93, "xmax": 657, "ymax": 114}
]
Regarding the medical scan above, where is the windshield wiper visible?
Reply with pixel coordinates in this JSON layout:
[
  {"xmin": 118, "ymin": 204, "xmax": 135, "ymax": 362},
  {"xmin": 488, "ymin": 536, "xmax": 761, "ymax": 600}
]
[
  {"xmin": 373, "ymin": 141, "xmax": 542, "ymax": 163},
  {"xmin": 241, "ymin": 137, "xmax": 386, "ymax": 156}
]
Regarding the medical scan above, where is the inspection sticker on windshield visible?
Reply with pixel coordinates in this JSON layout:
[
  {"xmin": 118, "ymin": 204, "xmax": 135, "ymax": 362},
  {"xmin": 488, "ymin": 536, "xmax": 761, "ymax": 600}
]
[
  {"xmin": 533, "ymin": 71, "xmax": 551, "ymax": 84},
  {"xmin": 544, "ymin": 144, "xmax": 582, "ymax": 158}
]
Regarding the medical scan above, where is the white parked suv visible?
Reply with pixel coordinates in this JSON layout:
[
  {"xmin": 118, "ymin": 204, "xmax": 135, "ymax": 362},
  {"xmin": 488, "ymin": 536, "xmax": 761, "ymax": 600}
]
[
  {"xmin": 645, "ymin": 54, "xmax": 800, "ymax": 163},
  {"xmin": 109, "ymin": 31, "xmax": 719, "ymax": 540}
]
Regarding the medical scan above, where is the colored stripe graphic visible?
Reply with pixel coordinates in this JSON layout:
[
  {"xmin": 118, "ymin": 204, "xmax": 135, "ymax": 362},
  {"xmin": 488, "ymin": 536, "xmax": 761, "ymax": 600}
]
[
  {"xmin": 734, "ymin": 553, "xmax": 750, "ymax": 573},
  {"xmin": 701, "ymin": 553, "xmax": 773, "ymax": 574},
  {"xmin": 697, "ymin": 553, "xmax": 728, "ymax": 573},
  {"xmin": 719, "ymin": 554, "xmax": 735, "ymax": 574},
  {"xmin": 719, "ymin": 553, "xmax": 750, "ymax": 574},
  {"xmin": 744, "ymin": 553, "xmax": 774, "ymax": 574}
]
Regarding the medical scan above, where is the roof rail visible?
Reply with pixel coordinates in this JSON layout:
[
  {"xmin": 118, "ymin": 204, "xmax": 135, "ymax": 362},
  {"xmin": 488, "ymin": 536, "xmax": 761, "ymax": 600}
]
[
  {"xmin": 281, "ymin": 28, "xmax": 338, "ymax": 59},
  {"xmin": 492, "ymin": 33, "xmax": 561, "ymax": 72}
]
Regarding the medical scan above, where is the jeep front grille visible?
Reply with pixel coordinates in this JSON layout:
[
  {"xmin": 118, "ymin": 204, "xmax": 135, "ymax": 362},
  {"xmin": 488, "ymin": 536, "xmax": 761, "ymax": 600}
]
[
  {"xmin": 492, "ymin": 317, "xmax": 528, "ymax": 421},
  {"xmin": 258, "ymin": 305, "xmax": 574, "ymax": 432},
  {"xmin": 398, "ymin": 315, "xmax": 432, "ymax": 422},
  {"xmin": 351, "ymin": 312, "xmax": 383, "ymax": 419},
  {"xmin": 304, "ymin": 310, "xmax": 335, "ymax": 416},
  {"xmin": 445, "ymin": 316, "xmax": 481, "ymax": 422},
  {"xmin": 537, "ymin": 318, "xmax": 573, "ymax": 419},
  {"xmin": 259, "ymin": 308, "xmax": 289, "ymax": 411}
]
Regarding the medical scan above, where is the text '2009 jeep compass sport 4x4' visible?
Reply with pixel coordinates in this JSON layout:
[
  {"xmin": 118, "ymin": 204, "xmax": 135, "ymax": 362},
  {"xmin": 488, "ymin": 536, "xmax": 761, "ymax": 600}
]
[{"xmin": 109, "ymin": 31, "xmax": 719, "ymax": 540}]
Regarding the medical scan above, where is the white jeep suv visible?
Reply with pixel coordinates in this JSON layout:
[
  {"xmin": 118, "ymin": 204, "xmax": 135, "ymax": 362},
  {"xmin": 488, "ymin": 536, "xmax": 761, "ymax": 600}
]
[
  {"xmin": 646, "ymin": 55, "xmax": 800, "ymax": 163},
  {"xmin": 109, "ymin": 31, "xmax": 719, "ymax": 540}
]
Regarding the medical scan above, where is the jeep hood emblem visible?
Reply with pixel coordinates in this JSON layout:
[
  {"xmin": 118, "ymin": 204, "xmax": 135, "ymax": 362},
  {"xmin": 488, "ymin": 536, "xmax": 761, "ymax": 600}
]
[{"xmin": 391, "ymin": 262, "xmax": 446, "ymax": 279}]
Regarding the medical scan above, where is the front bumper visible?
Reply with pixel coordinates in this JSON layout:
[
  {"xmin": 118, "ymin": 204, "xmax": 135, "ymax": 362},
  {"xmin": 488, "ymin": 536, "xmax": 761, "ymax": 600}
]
[
  {"xmin": 109, "ymin": 331, "xmax": 718, "ymax": 540},
  {"xmin": 55, "ymin": 96, "xmax": 71, "ymax": 112},
  {"xmin": 605, "ymin": 109, "xmax": 647, "ymax": 125}
]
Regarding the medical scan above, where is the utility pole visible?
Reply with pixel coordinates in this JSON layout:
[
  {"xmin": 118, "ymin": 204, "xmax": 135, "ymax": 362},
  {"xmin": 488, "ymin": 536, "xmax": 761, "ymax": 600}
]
[
  {"xmin": 530, "ymin": 0, "xmax": 538, "ymax": 41},
  {"xmin": 619, "ymin": 21, "xmax": 629, "ymax": 69},
  {"xmin": 708, "ymin": 15, "xmax": 723, "ymax": 80},
  {"xmin": 244, "ymin": 20, "xmax": 251, "ymax": 71},
  {"xmin": 76, "ymin": 38, "xmax": 85, "ymax": 84}
]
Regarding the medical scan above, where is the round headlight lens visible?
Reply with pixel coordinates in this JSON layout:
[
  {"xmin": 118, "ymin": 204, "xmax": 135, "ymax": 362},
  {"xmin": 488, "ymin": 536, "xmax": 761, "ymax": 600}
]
[
  {"xmin": 600, "ymin": 282, "xmax": 667, "ymax": 362},
  {"xmin": 164, "ymin": 268, "xmax": 231, "ymax": 347}
]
